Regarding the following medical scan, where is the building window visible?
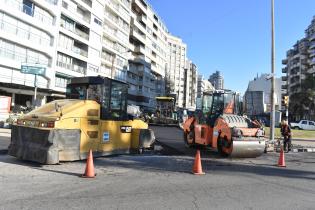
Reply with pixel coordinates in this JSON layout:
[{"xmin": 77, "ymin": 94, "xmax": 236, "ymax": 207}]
[
  {"xmin": 55, "ymin": 76, "xmax": 69, "ymax": 88},
  {"xmin": 23, "ymin": 0, "xmax": 34, "ymax": 16},
  {"xmin": 94, "ymin": 17, "xmax": 102, "ymax": 26},
  {"xmin": 0, "ymin": 39, "xmax": 50, "ymax": 66}
]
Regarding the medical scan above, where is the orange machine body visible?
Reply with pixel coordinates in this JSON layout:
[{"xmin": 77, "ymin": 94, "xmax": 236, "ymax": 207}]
[{"xmin": 183, "ymin": 90, "xmax": 266, "ymax": 157}]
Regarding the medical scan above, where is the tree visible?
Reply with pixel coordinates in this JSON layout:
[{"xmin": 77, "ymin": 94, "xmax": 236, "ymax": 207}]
[{"xmin": 289, "ymin": 73, "xmax": 315, "ymax": 121}]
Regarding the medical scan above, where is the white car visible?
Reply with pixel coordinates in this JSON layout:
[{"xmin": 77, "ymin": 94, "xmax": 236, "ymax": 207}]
[{"xmin": 290, "ymin": 120, "xmax": 315, "ymax": 130}]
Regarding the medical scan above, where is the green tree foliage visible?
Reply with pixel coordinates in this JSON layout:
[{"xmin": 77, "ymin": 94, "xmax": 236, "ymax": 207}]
[{"xmin": 289, "ymin": 73, "xmax": 315, "ymax": 121}]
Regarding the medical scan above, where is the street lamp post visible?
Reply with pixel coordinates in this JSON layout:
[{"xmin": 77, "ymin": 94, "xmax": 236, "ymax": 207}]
[{"xmin": 270, "ymin": 0, "xmax": 276, "ymax": 142}]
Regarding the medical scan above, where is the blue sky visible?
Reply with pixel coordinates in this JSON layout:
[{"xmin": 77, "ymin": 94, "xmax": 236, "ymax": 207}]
[{"xmin": 148, "ymin": 0, "xmax": 315, "ymax": 94}]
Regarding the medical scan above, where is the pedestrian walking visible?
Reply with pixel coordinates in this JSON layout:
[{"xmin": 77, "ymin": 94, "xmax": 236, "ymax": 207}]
[{"xmin": 280, "ymin": 120, "xmax": 292, "ymax": 152}]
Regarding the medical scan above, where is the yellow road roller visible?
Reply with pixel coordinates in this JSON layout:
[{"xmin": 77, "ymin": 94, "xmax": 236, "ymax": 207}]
[{"xmin": 8, "ymin": 76, "xmax": 155, "ymax": 164}]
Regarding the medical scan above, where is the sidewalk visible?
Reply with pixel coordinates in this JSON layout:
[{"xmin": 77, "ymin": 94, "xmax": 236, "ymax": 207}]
[
  {"xmin": 0, "ymin": 128, "xmax": 11, "ymax": 137},
  {"xmin": 292, "ymin": 138, "xmax": 315, "ymax": 148}
]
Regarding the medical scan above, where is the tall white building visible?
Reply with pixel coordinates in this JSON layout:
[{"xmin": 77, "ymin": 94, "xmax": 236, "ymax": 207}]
[
  {"xmin": 166, "ymin": 34, "xmax": 187, "ymax": 108},
  {"xmin": 0, "ymin": 0, "xmax": 59, "ymax": 107},
  {"xmin": 197, "ymin": 75, "xmax": 214, "ymax": 98},
  {"xmin": 127, "ymin": 0, "xmax": 168, "ymax": 111},
  {"xmin": 209, "ymin": 70, "xmax": 224, "ymax": 90},
  {"xmin": 0, "ymin": 0, "xmax": 132, "ymax": 108},
  {"xmin": 183, "ymin": 60, "xmax": 197, "ymax": 110},
  {"xmin": 0, "ymin": 0, "xmax": 198, "ymax": 112}
]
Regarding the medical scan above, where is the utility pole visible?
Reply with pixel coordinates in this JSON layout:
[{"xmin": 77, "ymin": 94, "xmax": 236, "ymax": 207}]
[{"xmin": 270, "ymin": 0, "xmax": 276, "ymax": 141}]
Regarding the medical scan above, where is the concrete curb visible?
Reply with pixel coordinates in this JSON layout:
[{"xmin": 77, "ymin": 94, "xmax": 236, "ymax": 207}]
[{"xmin": 291, "ymin": 148, "xmax": 315, "ymax": 153}]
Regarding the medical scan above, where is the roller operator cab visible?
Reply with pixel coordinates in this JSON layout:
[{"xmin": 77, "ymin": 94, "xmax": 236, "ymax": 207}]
[
  {"xmin": 8, "ymin": 76, "xmax": 155, "ymax": 164},
  {"xmin": 183, "ymin": 90, "xmax": 266, "ymax": 158}
]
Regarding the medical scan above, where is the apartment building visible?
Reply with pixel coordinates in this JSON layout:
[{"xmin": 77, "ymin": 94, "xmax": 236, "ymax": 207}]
[
  {"xmin": 196, "ymin": 75, "xmax": 214, "ymax": 109},
  {"xmin": 282, "ymin": 16, "xmax": 315, "ymax": 120},
  {"xmin": 101, "ymin": 0, "xmax": 131, "ymax": 82},
  {"xmin": 165, "ymin": 34, "xmax": 187, "ymax": 108},
  {"xmin": 209, "ymin": 70, "xmax": 224, "ymax": 90},
  {"xmin": 0, "ymin": 0, "xmax": 199, "ymax": 112},
  {"xmin": 0, "ymin": 0, "xmax": 58, "ymax": 108},
  {"xmin": 183, "ymin": 60, "xmax": 197, "ymax": 110},
  {"xmin": 127, "ymin": 0, "xmax": 168, "ymax": 111},
  {"xmin": 0, "ymin": 0, "xmax": 131, "ymax": 108},
  {"xmin": 282, "ymin": 39, "xmax": 309, "ymax": 96},
  {"xmin": 197, "ymin": 75, "xmax": 214, "ymax": 98}
]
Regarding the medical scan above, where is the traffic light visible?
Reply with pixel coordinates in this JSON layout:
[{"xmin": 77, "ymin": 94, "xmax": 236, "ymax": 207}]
[{"xmin": 282, "ymin": 95, "xmax": 289, "ymax": 107}]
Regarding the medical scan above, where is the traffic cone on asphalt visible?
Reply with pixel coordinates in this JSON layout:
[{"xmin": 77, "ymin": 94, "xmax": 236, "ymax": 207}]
[
  {"xmin": 192, "ymin": 150, "xmax": 205, "ymax": 175},
  {"xmin": 82, "ymin": 150, "xmax": 96, "ymax": 178},
  {"xmin": 277, "ymin": 147, "xmax": 286, "ymax": 167}
]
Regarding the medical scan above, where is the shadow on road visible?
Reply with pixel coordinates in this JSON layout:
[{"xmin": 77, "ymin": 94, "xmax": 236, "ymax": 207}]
[{"xmin": 92, "ymin": 153, "xmax": 315, "ymax": 181}]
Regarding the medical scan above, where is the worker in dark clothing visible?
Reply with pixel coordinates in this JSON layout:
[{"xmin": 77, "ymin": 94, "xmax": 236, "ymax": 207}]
[{"xmin": 281, "ymin": 120, "xmax": 292, "ymax": 152}]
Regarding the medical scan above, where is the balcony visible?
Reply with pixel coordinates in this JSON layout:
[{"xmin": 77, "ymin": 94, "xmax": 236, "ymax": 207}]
[
  {"xmin": 105, "ymin": 11, "xmax": 119, "ymax": 26},
  {"xmin": 62, "ymin": 1, "xmax": 91, "ymax": 24},
  {"xmin": 101, "ymin": 53, "xmax": 114, "ymax": 64},
  {"xmin": 130, "ymin": 28, "xmax": 146, "ymax": 44},
  {"xmin": 281, "ymin": 76, "xmax": 287, "ymax": 81},
  {"xmin": 135, "ymin": 45, "xmax": 145, "ymax": 55},
  {"xmin": 282, "ymin": 67, "xmax": 287, "ymax": 73},
  {"xmin": 281, "ymin": 84, "xmax": 288, "ymax": 89},
  {"xmin": 45, "ymin": 0, "xmax": 58, "ymax": 5},
  {"xmin": 309, "ymin": 49, "xmax": 315, "ymax": 58},
  {"xmin": 73, "ymin": 46, "xmax": 88, "ymax": 57},
  {"xmin": 121, "ymin": 0, "xmax": 131, "ymax": 9},
  {"xmin": 3, "ymin": 0, "xmax": 54, "ymax": 25},
  {"xmin": 0, "ymin": 17, "xmax": 52, "ymax": 47},
  {"xmin": 57, "ymin": 61, "xmax": 86, "ymax": 74},
  {"xmin": 81, "ymin": 0, "xmax": 92, "ymax": 7},
  {"xmin": 309, "ymin": 41, "xmax": 315, "ymax": 49},
  {"xmin": 134, "ymin": 0, "xmax": 147, "ymax": 13},
  {"xmin": 282, "ymin": 59, "xmax": 288, "ymax": 65},
  {"xmin": 137, "ymin": 15, "xmax": 147, "ymax": 24},
  {"xmin": 309, "ymin": 33, "xmax": 315, "ymax": 41}
]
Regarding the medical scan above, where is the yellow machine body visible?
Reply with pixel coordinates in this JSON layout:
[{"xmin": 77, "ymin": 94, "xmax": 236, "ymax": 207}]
[{"xmin": 8, "ymin": 77, "xmax": 155, "ymax": 164}]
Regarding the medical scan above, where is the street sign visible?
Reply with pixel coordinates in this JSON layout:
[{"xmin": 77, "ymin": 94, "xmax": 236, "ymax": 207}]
[{"xmin": 21, "ymin": 64, "xmax": 46, "ymax": 76}]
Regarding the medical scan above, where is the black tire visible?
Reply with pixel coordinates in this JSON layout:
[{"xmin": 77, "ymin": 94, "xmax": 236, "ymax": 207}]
[
  {"xmin": 184, "ymin": 132, "xmax": 195, "ymax": 148},
  {"xmin": 217, "ymin": 137, "xmax": 229, "ymax": 157}
]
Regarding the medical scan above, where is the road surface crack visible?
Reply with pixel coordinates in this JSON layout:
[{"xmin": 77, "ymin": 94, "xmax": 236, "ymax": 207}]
[{"xmin": 192, "ymin": 194, "xmax": 199, "ymax": 210}]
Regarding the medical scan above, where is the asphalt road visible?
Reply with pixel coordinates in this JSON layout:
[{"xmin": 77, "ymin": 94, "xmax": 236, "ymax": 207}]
[{"xmin": 0, "ymin": 127, "xmax": 315, "ymax": 210}]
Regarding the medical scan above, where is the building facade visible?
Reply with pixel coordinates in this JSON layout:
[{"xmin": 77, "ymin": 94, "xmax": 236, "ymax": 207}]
[
  {"xmin": 282, "ymin": 16, "xmax": 315, "ymax": 121},
  {"xmin": 197, "ymin": 75, "xmax": 214, "ymax": 97},
  {"xmin": 127, "ymin": 0, "xmax": 169, "ymax": 111},
  {"xmin": 0, "ymin": 0, "xmax": 59, "ymax": 108},
  {"xmin": 0, "ymin": 0, "xmax": 199, "ymax": 112},
  {"xmin": 245, "ymin": 74, "xmax": 283, "ymax": 115},
  {"xmin": 165, "ymin": 34, "xmax": 187, "ymax": 108},
  {"xmin": 183, "ymin": 60, "xmax": 197, "ymax": 110},
  {"xmin": 209, "ymin": 70, "xmax": 224, "ymax": 90}
]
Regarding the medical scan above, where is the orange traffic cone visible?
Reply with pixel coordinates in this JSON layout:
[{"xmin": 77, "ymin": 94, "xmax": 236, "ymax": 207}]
[
  {"xmin": 277, "ymin": 147, "xmax": 286, "ymax": 167},
  {"xmin": 192, "ymin": 150, "xmax": 205, "ymax": 175},
  {"xmin": 82, "ymin": 150, "xmax": 96, "ymax": 178}
]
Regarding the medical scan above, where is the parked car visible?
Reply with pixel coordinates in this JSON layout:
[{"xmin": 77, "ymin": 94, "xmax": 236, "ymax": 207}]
[{"xmin": 290, "ymin": 120, "xmax": 315, "ymax": 130}]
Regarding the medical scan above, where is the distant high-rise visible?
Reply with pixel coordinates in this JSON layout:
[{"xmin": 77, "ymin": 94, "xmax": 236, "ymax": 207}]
[
  {"xmin": 209, "ymin": 71, "xmax": 224, "ymax": 90},
  {"xmin": 282, "ymin": 15, "xmax": 315, "ymax": 121}
]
